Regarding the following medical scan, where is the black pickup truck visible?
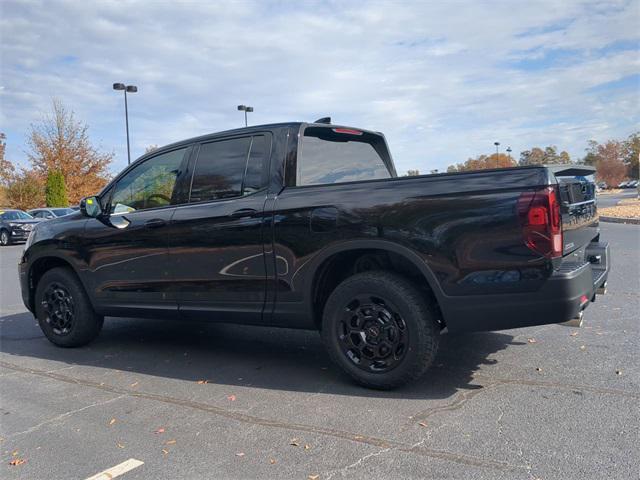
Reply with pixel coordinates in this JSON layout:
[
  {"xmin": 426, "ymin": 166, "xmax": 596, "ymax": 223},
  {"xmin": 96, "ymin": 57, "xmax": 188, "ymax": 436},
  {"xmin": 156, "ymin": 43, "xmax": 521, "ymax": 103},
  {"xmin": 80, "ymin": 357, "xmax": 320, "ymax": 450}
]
[{"xmin": 19, "ymin": 120, "xmax": 610, "ymax": 388}]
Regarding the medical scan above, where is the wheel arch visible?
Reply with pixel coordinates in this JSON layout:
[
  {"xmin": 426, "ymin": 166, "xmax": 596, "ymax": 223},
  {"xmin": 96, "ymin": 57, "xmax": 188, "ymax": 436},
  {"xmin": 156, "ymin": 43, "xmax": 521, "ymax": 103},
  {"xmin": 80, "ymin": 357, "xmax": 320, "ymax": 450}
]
[
  {"xmin": 307, "ymin": 240, "xmax": 447, "ymax": 329},
  {"xmin": 27, "ymin": 255, "xmax": 86, "ymax": 312}
]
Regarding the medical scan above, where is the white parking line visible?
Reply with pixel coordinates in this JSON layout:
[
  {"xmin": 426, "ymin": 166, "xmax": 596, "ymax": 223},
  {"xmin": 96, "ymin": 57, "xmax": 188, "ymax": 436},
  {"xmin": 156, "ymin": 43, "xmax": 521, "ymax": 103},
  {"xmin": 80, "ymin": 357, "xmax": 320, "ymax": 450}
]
[{"xmin": 84, "ymin": 458, "xmax": 144, "ymax": 480}]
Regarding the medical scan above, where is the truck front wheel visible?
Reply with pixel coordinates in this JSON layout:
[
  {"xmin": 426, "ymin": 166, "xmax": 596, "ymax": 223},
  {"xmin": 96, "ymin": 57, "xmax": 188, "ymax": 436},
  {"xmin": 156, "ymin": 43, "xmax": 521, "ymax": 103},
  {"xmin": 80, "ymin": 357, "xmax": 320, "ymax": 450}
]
[
  {"xmin": 35, "ymin": 267, "xmax": 104, "ymax": 347},
  {"xmin": 321, "ymin": 271, "xmax": 440, "ymax": 389}
]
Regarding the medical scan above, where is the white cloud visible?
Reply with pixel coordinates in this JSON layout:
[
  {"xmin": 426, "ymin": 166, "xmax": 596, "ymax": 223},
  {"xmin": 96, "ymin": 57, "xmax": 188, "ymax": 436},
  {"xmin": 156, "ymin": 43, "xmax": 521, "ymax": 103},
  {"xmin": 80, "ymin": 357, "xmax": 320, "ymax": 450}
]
[{"xmin": 0, "ymin": 0, "xmax": 638, "ymax": 175}]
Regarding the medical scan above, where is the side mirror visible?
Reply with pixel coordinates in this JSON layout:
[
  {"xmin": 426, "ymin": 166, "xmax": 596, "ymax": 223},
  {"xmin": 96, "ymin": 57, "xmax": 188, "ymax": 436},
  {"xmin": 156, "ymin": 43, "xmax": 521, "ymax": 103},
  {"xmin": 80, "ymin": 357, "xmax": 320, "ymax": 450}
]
[{"xmin": 80, "ymin": 196, "xmax": 103, "ymax": 218}]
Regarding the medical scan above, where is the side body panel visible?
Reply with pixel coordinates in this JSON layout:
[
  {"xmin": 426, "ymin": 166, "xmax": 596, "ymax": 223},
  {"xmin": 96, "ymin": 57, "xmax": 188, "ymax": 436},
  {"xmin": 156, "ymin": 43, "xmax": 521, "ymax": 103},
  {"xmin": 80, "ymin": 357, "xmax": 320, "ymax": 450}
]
[{"xmin": 271, "ymin": 167, "xmax": 553, "ymax": 329}]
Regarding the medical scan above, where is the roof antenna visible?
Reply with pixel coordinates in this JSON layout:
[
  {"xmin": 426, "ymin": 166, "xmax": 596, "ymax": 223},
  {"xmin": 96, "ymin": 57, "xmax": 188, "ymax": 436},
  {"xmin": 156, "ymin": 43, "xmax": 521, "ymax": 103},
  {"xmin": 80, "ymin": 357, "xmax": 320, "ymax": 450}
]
[{"xmin": 314, "ymin": 117, "xmax": 331, "ymax": 124}]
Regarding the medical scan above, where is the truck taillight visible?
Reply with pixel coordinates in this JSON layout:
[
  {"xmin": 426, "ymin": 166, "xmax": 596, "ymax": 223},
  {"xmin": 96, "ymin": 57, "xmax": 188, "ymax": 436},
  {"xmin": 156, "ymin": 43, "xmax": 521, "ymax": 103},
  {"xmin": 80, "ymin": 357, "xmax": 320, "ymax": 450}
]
[{"xmin": 517, "ymin": 187, "xmax": 563, "ymax": 258}]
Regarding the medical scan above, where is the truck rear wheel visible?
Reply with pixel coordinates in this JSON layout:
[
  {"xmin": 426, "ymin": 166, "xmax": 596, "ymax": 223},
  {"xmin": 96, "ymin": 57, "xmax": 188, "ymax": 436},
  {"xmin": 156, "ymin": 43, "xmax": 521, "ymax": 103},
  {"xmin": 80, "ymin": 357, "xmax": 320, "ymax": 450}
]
[
  {"xmin": 321, "ymin": 271, "xmax": 440, "ymax": 389},
  {"xmin": 35, "ymin": 267, "xmax": 104, "ymax": 347}
]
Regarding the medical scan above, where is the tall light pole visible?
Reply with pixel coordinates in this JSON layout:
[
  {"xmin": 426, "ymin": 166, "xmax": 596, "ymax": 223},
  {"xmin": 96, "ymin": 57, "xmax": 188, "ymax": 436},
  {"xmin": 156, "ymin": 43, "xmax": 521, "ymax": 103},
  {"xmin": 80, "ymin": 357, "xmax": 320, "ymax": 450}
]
[
  {"xmin": 113, "ymin": 83, "xmax": 138, "ymax": 165},
  {"xmin": 506, "ymin": 146, "xmax": 512, "ymax": 165},
  {"xmin": 494, "ymin": 141, "xmax": 500, "ymax": 168},
  {"xmin": 237, "ymin": 105, "xmax": 253, "ymax": 127}
]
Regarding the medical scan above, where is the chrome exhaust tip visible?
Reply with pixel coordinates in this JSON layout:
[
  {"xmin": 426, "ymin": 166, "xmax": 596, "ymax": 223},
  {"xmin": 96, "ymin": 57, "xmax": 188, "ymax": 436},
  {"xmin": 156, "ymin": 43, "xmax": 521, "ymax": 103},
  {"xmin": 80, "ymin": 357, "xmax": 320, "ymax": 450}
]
[
  {"xmin": 560, "ymin": 310, "xmax": 583, "ymax": 328},
  {"xmin": 596, "ymin": 282, "xmax": 607, "ymax": 295}
]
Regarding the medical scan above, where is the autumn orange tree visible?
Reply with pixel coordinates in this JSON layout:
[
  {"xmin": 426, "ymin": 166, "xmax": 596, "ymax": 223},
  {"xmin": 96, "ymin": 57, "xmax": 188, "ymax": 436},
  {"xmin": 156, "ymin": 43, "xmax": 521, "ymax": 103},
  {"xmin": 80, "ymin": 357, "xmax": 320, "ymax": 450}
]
[
  {"xmin": 583, "ymin": 140, "xmax": 628, "ymax": 187},
  {"xmin": 27, "ymin": 99, "xmax": 113, "ymax": 205},
  {"xmin": 447, "ymin": 153, "xmax": 516, "ymax": 172}
]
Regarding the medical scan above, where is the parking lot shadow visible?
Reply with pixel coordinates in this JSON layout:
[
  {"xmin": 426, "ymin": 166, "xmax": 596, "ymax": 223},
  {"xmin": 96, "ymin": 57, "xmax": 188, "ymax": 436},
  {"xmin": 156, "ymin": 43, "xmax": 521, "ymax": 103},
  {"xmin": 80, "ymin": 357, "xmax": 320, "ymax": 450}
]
[{"xmin": 0, "ymin": 311, "xmax": 518, "ymax": 399}]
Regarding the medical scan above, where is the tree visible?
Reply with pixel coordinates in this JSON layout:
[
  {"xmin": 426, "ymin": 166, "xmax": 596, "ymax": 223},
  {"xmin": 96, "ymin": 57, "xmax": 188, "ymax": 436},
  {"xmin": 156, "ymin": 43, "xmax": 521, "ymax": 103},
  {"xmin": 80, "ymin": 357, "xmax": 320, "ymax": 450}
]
[
  {"xmin": 583, "ymin": 140, "xmax": 600, "ymax": 166},
  {"xmin": 447, "ymin": 153, "xmax": 516, "ymax": 172},
  {"xmin": 588, "ymin": 140, "xmax": 627, "ymax": 187},
  {"xmin": 0, "ymin": 132, "xmax": 15, "ymax": 187},
  {"xmin": 45, "ymin": 170, "xmax": 68, "ymax": 207},
  {"xmin": 622, "ymin": 132, "xmax": 639, "ymax": 179},
  {"xmin": 406, "ymin": 169, "xmax": 420, "ymax": 176},
  {"xmin": 145, "ymin": 145, "xmax": 159, "ymax": 154},
  {"xmin": 4, "ymin": 171, "xmax": 44, "ymax": 211},
  {"xmin": 519, "ymin": 146, "xmax": 571, "ymax": 166},
  {"xmin": 27, "ymin": 99, "xmax": 113, "ymax": 205}
]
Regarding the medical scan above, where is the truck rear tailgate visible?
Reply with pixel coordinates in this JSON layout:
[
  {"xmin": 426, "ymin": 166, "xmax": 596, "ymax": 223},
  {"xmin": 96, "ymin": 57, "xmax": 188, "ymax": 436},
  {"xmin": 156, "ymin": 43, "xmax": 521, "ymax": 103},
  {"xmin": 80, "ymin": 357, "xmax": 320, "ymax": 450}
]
[{"xmin": 552, "ymin": 166, "xmax": 599, "ymax": 255}]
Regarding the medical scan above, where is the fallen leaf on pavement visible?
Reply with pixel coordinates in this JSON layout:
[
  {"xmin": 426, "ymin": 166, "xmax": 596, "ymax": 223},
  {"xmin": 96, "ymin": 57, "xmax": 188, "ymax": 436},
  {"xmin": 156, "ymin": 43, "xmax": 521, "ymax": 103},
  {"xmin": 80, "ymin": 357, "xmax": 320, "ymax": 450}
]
[
  {"xmin": 236, "ymin": 452, "xmax": 245, "ymax": 457},
  {"xmin": 165, "ymin": 440, "xmax": 177, "ymax": 445},
  {"xmin": 535, "ymin": 367, "xmax": 543, "ymax": 372},
  {"xmin": 616, "ymin": 370, "xmax": 623, "ymax": 375},
  {"xmin": 290, "ymin": 438, "xmax": 300, "ymax": 446},
  {"xmin": 304, "ymin": 444, "xmax": 311, "ymax": 450},
  {"xmin": 569, "ymin": 332, "xmax": 578, "ymax": 337},
  {"xmin": 269, "ymin": 458, "xmax": 277, "ymax": 464},
  {"xmin": 154, "ymin": 427, "xmax": 165, "ymax": 434},
  {"xmin": 130, "ymin": 382, "xmax": 139, "ymax": 387},
  {"xmin": 109, "ymin": 418, "xmax": 116, "ymax": 426},
  {"xmin": 162, "ymin": 449, "xmax": 169, "ymax": 455},
  {"xmin": 227, "ymin": 394, "xmax": 237, "ymax": 401},
  {"xmin": 117, "ymin": 443, "xmax": 125, "ymax": 449},
  {"xmin": 580, "ymin": 345, "xmax": 586, "ymax": 351},
  {"xmin": 197, "ymin": 380, "xmax": 209, "ymax": 384},
  {"xmin": 418, "ymin": 422, "xmax": 428, "ymax": 428},
  {"xmin": 308, "ymin": 475, "xmax": 320, "ymax": 480},
  {"xmin": 9, "ymin": 458, "xmax": 25, "ymax": 466},
  {"xmin": 527, "ymin": 338, "xmax": 537, "ymax": 344}
]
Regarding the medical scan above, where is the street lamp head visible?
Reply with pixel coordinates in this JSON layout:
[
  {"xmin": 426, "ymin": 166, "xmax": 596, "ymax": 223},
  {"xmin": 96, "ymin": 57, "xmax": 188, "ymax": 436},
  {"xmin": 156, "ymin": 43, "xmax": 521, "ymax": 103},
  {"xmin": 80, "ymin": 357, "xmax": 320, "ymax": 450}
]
[
  {"xmin": 506, "ymin": 147, "xmax": 512, "ymax": 153},
  {"xmin": 494, "ymin": 141, "xmax": 500, "ymax": 147},
  {"xmin": 126, "ymin": 85, "xmax": 138, "ymax": 93},
  {"xmin": 237, "ymin": 105, "xmax": 246, "ymax": 111},
  {"xmin": 245, "ymin": 106, "xmax": 253, "ymax": 112},
  {"xmin": 113, "ymin": 83, "xmax": 125, "ymax": 91}
]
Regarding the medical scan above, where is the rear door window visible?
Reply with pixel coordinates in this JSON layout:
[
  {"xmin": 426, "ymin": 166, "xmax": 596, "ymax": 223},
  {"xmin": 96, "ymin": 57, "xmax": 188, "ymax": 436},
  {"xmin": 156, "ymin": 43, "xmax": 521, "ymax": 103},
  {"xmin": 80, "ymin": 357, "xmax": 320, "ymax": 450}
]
[
  {"xmin": 298, "ymin": 127, "xmax": 392, "ymax": 186},
  {"xmin": 189, "ymin": 135, "xmax": 268, "ymax": 203}
]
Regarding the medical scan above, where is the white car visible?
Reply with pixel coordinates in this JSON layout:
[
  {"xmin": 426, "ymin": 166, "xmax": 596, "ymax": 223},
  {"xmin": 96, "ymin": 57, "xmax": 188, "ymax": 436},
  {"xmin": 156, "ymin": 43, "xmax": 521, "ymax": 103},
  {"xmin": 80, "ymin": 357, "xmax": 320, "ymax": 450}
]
[{"xmin": 27, "ymin": 207, "xmax": 76, "ymax": 220}]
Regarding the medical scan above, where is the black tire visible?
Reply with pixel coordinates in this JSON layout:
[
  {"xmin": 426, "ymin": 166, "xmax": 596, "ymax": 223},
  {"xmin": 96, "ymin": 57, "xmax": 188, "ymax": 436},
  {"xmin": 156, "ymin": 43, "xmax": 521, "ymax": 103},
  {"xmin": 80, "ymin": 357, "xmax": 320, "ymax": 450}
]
[
  {"xmin": 0, "ymin": 229, "xmax": 11, "ymax": 246},
  {"xmin": 35, "ymin": 267, "xmax": 104, "ymax": 347},
  {"xmin": 321, "ymin": 271, "xmax": 440, "ymax": 389}
]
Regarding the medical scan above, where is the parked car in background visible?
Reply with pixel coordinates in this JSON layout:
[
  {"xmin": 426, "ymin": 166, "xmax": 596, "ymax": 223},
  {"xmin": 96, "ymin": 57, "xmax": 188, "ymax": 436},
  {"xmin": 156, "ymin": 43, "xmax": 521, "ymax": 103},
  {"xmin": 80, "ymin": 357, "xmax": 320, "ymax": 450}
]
[
  {"xmin": 628, "ymin": 180, "xmax": 638, "ymax": 188},
  {"xmin": 0, "ymin": 209, "xmax": 41, "ymax": 246},
  {"xmin": 18, "ymin": 120, "xmax": 610, "ymax": 389},
  {"xmin": 27, "ymin": 207, "xmax": 76, "ymax": 220},
  {"xmin": 597, "ymin": 182, "xmax": 608, "ymax": 190}
]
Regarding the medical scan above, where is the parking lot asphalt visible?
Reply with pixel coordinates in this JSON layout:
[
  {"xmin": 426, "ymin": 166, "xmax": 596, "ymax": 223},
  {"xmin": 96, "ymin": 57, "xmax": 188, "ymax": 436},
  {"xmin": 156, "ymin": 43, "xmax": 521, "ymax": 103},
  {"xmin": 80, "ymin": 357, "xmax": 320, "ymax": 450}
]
[{"xmin": 0, "ymin": 221, "xmax": 638, "ymax": 480}]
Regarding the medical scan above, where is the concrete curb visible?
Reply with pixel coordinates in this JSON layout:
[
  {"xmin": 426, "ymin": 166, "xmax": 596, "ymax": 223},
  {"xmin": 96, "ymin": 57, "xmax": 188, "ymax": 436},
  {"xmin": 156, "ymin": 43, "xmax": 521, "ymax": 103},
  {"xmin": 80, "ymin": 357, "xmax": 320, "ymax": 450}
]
[{"xmin": 600, "ymin": 216, "xmax": 640, "ymax": 225}]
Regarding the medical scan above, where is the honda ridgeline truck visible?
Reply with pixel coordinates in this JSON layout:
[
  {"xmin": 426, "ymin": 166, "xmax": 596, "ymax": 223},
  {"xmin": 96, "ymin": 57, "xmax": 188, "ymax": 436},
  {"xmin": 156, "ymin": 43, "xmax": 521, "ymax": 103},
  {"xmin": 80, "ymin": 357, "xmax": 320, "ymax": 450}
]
[{"xmin": 19, "ymin": 120, "xmax": 610, "ymax": 388}]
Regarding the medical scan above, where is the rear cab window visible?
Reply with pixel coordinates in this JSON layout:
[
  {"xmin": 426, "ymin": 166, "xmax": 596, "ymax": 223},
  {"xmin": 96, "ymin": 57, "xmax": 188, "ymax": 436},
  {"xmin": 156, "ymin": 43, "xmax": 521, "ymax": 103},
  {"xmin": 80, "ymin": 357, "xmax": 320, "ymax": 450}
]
[{"xmin": 297, "ymin": 126, "xmax": 394, "ymax": 186}]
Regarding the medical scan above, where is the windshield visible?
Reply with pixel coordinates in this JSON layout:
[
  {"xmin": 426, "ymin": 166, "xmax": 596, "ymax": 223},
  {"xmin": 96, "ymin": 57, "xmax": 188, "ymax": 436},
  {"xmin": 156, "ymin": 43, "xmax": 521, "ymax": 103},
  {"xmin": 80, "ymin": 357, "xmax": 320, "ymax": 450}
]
[
  {"xmin": 52, "ymin": 208, "xmax": 75, "ymax": 217},
  {"xmin": 0, "ymin": 210, "xmax": 33, "ymax": 220}
]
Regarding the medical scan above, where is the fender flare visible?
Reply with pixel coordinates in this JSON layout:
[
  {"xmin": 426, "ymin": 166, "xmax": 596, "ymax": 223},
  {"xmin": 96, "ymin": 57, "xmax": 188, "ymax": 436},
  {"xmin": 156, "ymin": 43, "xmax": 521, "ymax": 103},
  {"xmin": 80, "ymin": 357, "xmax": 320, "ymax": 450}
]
[{"xmin": 304, "ymin": 238, "xmax": 447, "ymax": 308}]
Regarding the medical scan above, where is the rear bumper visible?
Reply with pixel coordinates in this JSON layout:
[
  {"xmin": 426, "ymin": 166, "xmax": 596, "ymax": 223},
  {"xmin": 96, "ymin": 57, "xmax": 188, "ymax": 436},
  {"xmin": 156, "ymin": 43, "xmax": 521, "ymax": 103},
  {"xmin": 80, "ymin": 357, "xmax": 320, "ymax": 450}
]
[{"xmin": 443, "ymin": 242, "xmax": 610, "ymax": 333}]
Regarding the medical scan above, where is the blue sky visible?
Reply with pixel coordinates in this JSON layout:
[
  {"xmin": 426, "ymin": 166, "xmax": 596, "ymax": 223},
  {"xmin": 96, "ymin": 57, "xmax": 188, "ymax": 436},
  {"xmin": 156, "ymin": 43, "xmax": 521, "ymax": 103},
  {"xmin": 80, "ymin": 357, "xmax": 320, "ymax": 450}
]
[{"xmin": 1, "ymin": 0, "xmax": 638, "ymax": 176}]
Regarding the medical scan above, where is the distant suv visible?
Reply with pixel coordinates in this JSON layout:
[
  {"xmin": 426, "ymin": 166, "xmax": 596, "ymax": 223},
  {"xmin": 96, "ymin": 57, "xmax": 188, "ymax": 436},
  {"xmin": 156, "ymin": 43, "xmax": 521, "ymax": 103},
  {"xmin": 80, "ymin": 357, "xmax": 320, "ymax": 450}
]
[
  {"xmin": 18, "ymin": 121, "xmax": 609, "ymax": 388},
  {"xmin": 28, "ymin": 207, "xmax": 76, "ymax": 220},
  {"xmin": 0, "ymin": 209, "xmax": 40, "ymax": 246}
]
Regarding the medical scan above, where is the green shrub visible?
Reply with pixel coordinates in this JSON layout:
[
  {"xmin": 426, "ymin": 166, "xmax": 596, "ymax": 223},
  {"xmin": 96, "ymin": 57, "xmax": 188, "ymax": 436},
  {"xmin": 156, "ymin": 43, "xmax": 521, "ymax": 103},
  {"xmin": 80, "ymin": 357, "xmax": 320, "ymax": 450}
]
[{"xmin": 45, "ymin": 170, "xmax": 68, "ymax": 207}]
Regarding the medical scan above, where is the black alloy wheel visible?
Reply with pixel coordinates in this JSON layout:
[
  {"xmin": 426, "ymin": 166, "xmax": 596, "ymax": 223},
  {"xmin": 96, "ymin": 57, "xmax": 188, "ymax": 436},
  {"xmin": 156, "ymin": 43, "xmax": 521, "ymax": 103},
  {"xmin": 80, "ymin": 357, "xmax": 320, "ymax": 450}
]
[
  {"xmin": 41, "ymin": 282, "xmax": 75, "ymax": 336},
  {"xmin": 337, "ymin": 294, "xmax": 408, "ymax": 373}
]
